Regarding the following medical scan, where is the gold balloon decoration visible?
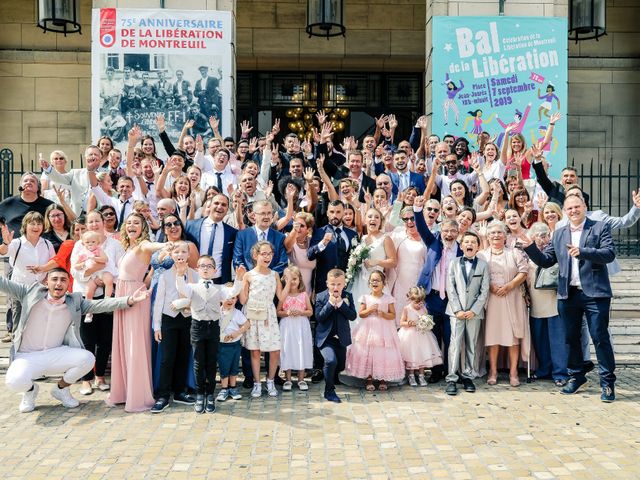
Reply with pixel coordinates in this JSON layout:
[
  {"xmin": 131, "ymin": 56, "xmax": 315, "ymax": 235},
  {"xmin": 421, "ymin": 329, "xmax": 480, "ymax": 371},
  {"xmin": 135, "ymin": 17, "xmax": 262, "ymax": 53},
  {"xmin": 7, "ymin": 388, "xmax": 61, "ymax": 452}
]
[{"xmin": 284, "ymin": 106, "xmax": 348, "ymax": 137}]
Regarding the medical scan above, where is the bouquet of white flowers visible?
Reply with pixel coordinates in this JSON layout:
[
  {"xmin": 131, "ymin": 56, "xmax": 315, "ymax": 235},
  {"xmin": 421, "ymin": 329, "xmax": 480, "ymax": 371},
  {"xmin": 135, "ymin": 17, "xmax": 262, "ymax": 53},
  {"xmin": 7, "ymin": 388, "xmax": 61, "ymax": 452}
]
[
  {"xmin": 345, "ymin": 242, "xmax": 371, "ymax": 287},
  {"xmin": 415, "ymin": 313, "xmax": 435, "ymax": 335}
]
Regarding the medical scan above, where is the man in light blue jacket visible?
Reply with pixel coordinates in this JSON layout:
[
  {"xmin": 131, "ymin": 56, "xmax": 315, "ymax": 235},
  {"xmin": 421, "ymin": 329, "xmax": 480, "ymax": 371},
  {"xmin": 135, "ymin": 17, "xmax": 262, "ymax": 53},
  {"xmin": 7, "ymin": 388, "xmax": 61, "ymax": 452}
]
[{"xmin": 0, "ymin": 268, "xmax": 149, "ymax": 413}]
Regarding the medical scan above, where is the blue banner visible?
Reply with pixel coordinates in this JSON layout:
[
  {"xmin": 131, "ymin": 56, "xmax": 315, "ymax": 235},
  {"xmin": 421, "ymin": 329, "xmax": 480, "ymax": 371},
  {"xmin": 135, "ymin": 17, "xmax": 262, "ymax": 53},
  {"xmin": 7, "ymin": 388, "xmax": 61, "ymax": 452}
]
[{"xmin": 432, "ymin": 16, "xmax": 568, "ymax": 179}]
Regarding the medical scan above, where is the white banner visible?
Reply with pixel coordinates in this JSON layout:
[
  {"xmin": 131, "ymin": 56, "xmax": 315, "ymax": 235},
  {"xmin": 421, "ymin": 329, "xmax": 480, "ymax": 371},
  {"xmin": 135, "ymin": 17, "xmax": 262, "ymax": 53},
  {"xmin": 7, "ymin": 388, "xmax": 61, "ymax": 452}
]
[{"xmin": 91, "ymin": 8, "xmax": 234, "ymax": 156}]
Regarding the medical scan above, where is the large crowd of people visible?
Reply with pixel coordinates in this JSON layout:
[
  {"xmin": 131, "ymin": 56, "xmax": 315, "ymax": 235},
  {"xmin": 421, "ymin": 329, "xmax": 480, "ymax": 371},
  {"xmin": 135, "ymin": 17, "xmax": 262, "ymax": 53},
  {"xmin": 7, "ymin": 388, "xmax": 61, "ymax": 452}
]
[{"xmin": 1, "ymin": 109, "xmax": 638, "ymax": 414}]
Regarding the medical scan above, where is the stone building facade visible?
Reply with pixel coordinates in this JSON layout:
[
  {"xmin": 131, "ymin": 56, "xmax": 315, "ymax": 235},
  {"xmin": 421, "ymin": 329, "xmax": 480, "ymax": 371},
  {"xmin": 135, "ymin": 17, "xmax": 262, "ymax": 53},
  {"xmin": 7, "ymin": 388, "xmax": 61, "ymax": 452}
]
[{"xmin": 0, "ymin": 0, "xmax": 638, "ymax": 179}]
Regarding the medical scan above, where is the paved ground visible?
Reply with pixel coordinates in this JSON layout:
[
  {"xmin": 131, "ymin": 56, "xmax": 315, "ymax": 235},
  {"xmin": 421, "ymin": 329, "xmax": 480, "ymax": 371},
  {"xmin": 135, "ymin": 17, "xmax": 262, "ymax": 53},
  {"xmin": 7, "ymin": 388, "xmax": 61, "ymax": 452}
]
[{"xmin": 0, "ymin": 368, "xmax": 639, "ymax": 480}]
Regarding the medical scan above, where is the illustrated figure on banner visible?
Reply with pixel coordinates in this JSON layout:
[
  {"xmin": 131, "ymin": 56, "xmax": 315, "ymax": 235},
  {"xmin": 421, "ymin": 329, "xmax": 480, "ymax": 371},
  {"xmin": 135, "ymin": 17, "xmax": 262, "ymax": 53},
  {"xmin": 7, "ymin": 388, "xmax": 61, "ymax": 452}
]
[
  {"xmin": 443, "ymin": 73, "xmax": 465, "ymax": 126},
  {"xmin": 537, "ymin": 83, "xmax": 561, "ymax": 121}
]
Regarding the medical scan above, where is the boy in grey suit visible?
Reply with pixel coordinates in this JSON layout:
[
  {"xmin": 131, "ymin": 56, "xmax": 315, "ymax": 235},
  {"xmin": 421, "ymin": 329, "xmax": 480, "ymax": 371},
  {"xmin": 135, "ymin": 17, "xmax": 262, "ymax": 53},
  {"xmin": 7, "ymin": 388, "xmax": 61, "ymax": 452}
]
[{"xmin": 445, "ymin": 232, "xmax": 490, "ymax": 395}]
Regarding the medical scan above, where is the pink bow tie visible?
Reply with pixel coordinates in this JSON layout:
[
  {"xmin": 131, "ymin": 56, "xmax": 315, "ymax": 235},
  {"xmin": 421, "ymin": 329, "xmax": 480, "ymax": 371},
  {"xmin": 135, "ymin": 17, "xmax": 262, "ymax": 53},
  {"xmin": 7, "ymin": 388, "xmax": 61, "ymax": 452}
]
[
  {"xmin": 46, "ymin": 295, "xmax": 65, "ymax": 306},
  {"xmin": 570, "ymin": 224, "xmax": 583, "ymax": 233}
]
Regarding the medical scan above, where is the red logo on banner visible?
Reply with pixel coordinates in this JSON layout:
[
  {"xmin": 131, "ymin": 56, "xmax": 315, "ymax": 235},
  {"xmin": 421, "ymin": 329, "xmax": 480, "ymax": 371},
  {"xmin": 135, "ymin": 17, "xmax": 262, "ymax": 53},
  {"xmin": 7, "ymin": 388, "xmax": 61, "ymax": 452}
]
[{"xmin": 99, "ymin": 8, "xmax": 117, "ymax": 48}]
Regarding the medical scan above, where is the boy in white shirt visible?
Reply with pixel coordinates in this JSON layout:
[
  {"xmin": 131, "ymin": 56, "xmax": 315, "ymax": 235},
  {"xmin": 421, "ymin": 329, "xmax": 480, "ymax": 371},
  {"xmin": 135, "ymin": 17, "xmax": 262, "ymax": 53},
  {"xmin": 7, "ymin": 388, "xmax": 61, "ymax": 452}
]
[{"xmin": 216, "ymin": 285, "xmax": 250, "ymax": 402}]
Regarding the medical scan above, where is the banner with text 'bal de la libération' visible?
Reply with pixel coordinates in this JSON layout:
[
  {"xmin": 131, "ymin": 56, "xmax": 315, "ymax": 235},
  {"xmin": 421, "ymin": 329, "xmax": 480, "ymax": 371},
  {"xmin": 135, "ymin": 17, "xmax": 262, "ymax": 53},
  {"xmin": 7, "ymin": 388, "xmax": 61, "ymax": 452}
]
[
  {"xmin": 432, "ymin": 16, "xmax": 568, "ymax": 179},
  {"xmin": 91, "ymin": 8, "xmax": 234, "ymax": 157}
]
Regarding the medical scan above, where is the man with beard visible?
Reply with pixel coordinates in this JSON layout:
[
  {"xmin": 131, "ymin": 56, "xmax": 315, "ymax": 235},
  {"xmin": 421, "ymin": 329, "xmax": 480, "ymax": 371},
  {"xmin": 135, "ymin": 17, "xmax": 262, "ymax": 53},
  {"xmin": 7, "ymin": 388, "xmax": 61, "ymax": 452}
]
[
  {"xmin": 389, "ymin": 150, "xmax": 426, "ymax": 197},
  {"xmin": 413, "ymin": 194, "xmax": 462, "ymax": 383}
]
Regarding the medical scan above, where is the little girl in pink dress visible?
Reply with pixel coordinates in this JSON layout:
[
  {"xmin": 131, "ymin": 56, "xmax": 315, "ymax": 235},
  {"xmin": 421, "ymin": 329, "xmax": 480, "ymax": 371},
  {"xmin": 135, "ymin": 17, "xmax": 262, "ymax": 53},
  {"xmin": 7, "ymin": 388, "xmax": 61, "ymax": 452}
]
[
  {"xmin": 398, "ymin": 286, "xmax": 443, "ymax": 387},
  {"xmin": 346, "ymin": 271, "xmax": 405, "ymax": 391}
]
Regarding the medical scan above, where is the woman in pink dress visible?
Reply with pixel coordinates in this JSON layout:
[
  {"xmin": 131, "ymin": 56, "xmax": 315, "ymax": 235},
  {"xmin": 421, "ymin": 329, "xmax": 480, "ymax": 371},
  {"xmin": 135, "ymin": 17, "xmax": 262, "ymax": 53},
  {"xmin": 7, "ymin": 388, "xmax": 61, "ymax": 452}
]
[
  {"xmin": 478, "ymin": 220, "xmax": 529, "ymax": 387},
  {"xmin": 346, "ymin": 271, "xmax": 405, "ymax": 391},
  {"xmin": 107, "ymin": 213, "xmax": 172, "ymax": 412},
  {"xmin": 284, "ymin": 212, "xmax": 316, "ymax": 295}
]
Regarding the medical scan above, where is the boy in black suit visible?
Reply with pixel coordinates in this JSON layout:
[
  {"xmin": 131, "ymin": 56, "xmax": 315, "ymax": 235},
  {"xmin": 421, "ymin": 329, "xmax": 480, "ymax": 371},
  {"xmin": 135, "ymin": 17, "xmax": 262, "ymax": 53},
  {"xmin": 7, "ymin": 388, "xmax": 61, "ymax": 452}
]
[{"xmin": 314, "ymin": 269, "xmax": 357, "ymax": 403}]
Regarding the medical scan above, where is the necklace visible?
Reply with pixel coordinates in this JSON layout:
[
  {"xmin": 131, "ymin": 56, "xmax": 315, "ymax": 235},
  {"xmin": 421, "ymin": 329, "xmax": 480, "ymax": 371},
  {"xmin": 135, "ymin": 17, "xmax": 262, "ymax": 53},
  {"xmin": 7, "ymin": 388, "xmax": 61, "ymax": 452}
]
[{"xmin": 491, "ymin": 249, "xmax": 504, "ymax": 255}]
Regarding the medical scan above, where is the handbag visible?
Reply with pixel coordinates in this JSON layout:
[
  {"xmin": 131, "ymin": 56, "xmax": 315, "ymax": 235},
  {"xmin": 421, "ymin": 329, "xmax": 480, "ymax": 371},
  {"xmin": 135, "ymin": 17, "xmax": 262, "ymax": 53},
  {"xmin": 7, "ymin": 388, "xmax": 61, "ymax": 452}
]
[
  {"xmin": 246, "ymin": 299, "xmax": 268, "ymax": 322},
  {"xmin": 534, "ymin": 264, "xmax": 559, "ymax": 290}
]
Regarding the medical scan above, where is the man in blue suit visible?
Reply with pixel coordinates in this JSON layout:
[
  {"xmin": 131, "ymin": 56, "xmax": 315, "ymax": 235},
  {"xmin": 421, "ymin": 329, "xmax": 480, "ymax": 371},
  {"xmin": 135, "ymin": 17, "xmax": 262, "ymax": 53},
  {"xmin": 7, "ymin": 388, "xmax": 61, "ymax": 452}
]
[
  {"xmin": 308, "ymin": 200, "xmax": 358, "ymax": 293},
  {"xmin": 232, "ymin": 200, "xmax": 288, "ymax": 275},
  {"xmin": 184, "ymin": 194, "xmax": 237, "ymax": 284},
  {"xmin": 315, "ymin": 269, "xmax": 357, "ymax": 403},
  {"xmin": 232, "ymin": 199, "xmax": 287, "ymax": 386},
  {"xmin": 413, "ymin": 195, "xmax": 462, "ymax": 383},
  {"xmin": 389, "ymin": 150, "xmax": 426, "ymax": 197},
  {"xmin": 522, "ymin": 195, "xmax": 617, "ymax": 402}
]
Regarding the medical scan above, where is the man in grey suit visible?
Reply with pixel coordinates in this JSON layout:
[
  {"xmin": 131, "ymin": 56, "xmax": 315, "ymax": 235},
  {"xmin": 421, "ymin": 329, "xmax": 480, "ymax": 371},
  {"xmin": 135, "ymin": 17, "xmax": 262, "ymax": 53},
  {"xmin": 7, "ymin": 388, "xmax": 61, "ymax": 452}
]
[
  {"xmin": 0, "ymin": 268, "xmax": 149, "ymax": 413},
  {"xmin": 445, "ymin": 231, "xmax": 490, "ymax": 395},
  {"xmin": 40, "ymin": 145, "xmax": 103, "ymax": 216}
]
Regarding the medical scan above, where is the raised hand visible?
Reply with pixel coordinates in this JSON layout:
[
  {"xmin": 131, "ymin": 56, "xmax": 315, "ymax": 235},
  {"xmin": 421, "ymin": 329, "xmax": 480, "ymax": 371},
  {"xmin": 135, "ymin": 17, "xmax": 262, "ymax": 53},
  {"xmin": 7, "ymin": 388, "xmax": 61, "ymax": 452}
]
[
  {"xmin": 549, "ymin": 111, "xmax": 562, "ymax": 125},
  {"xmin": 320, "ymin": 122, "xmax": 333, "ymax": 144},
  {"xmin": 38, "ymin": 152, "xmax": 50, "ymax": 171},
  {"xmin": 416, "ymin": 115, "xmax": 428, "ymax": 130},
  {"xmin": 130, "ymin": 285, "xmax": 151, "ymax": 304},
  {"xmin": 235, "ymin": 264, "xmax": 247, "ymax": 280},
  {"xmin": 176, "ymin": 194, "xmax": 189, "ymax": 209},
  {"xmin": 316, "ymin": 110, "xmax": 327, "ymax": 126},
  {"xmin": 375, "ymin": 115, "xmax": 389, "ymax": 129},
  {"xmin": 271, "ymin": 118, "xmax": 281, "ymax": 136},
  {"xmin": 1, "ymin": 224, "xmax": 14, "ymax": 245},
  {"xmin": 388, "ymin": 114, "xmax": 398, "ymax": 130},
  {"xmin": 196, "ymin": 134, "xmax": 204, "ymax": 152},
  {"xmin": 184, "ymin": 119, "xmax": 195, "ymax": 130},
  {"xmin": 285, "ymin": 183, "xmax": 297, "ymax": 201},
  {"xmin": 633, "ymin": 189, "xmax": 640, "ymax": 209},
  {"xmin": 264, "ymin": 180, "xmax": 274, "ymax": 198},
  {"xmin": 208, "ymin": 116, "xmax": 220, "ymax": 132},
  {"xmin": 303, "ymin": 167, "xmax": 315, "ymax": 183},
  {"xmin": 156, "ymin": 114, "xmax": 166, "ymax": 132},
  {"xmin": 537, "ymin": 191, "xmax": 548, "ymax": 209},
  {"xmin": 413, "ymin": 193, "xmax": 426, "ymax": 209},
  {"xmin": 477, "ymin": 220, "xmax": 488, "ymax": 238},
  {"xmin": 240, "ymin": 120, "xmax": 253, "ymax": 137},
  {"xmin": 316, "ymin": 154, "xmax": 325, "ymax": 171},
  {"xmin": 249, "ymin": 137, "xmax": 258, "ymax": 154},
  {"xmin": 531, "ymin": 142, "xmax": 544, "ymax": 159}
]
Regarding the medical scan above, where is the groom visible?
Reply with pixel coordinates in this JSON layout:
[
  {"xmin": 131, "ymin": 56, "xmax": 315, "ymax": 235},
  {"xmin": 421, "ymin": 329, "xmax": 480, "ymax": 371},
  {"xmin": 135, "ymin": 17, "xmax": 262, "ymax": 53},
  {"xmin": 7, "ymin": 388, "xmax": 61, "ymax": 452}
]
[{"xmin": 308, "ymin": 200, "xmax": 358, "ymax": 293}]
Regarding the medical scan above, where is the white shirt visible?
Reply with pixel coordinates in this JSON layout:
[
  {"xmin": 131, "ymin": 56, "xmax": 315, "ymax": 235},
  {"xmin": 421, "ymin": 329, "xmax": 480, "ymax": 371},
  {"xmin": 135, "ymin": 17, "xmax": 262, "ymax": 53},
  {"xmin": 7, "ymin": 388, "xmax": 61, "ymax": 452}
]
[
  {"xmin": 4, "ymin": 237, "xmax": 55, "ymax": 285},
  {"xmin": 569, "ymin": 220, "xmax": 585, "ymax": 288},
  {"xmin": 397, "ymin": 170, "xmax": 410, "ymax": 192},
  {"xmin": 153, "ymin": 267, "xmax": 197, "ymax": 331},
  {"xmin": 19, "ymin": 300, "xmax": 71, "ymax": 353},
  {"xmin": 436, "ymin": 171, "xmax": 478, "ymax": 197},
  {"xmin": 254, "ymin": 226, "xmax": 270, "ymax": 242},
  {"xmin": 219, "ymin": 307, "xmax": 248, "ymax": 343},
  {"xmin": 91, "ymin": 186, "xmax": 143, "ymax": 224},
  {"xmin": 201, "ymin": 168, "xmax": 236, "ymax": 193},
  {"xmin": 199, "ymin": 218, "xmax": 224, "ymax": 278}
]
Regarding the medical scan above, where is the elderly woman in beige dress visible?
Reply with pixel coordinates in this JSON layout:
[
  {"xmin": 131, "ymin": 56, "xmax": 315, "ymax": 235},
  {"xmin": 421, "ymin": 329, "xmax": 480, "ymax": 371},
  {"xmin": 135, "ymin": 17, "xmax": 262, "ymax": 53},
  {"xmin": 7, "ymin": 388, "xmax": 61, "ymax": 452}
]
[{"xmin": 478, "ymin": 220, "xmax": 529, "ymax": 387}]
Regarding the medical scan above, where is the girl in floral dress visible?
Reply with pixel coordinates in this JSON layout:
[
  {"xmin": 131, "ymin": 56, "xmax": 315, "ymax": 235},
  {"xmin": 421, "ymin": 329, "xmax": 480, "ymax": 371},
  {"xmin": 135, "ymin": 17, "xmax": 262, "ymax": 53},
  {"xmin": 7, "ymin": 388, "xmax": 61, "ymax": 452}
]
[{"xmin": 239, "ymin": 240, "xmax": 285, "ymax": 399}]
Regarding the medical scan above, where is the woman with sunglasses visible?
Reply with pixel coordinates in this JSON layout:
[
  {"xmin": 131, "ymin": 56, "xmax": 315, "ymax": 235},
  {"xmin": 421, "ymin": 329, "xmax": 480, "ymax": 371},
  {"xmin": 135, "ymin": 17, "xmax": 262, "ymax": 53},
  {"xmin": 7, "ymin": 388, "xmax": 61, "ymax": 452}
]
[
  {"xmin": 42, "ymin": 204, "xmax": 72, "ymax": 252},
  {"xmin": 148, "ymin": 214, "xmax": 198, "ymax": 393},
  {"xmin": 98, "ymin": 205, "xmax": 120, "ymax": 240},
  {"xmin": 388, "ymin": 207, "xmax": 428, "ymax": 326}
]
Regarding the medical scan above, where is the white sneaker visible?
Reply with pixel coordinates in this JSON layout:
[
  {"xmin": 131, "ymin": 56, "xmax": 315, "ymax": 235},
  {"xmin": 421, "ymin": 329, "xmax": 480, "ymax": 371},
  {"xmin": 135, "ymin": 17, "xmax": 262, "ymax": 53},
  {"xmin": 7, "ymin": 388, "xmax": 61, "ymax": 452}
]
[
  {"xmin": 266, "ymin": 380, "xmax": 278, "ymax": 397},
  {"xmin": 282, "ymin": 381, "xmax": 292, "ymax": 391},
  {"xmin": 251, "ymin": 382, "xmax": 262, "ymax": 398},
  {"xmin": 50, "ymin": 385, "xmax": 80, "ymax": 408},
  {"xmin": 19, "ymin": 383, "xmax": 39, "ymax": 413},
  {"xmin": 417, "ymin": 374, "xmax": 428, "ymax": 387},
  {"xmin": 408, "ymin": 375, "xmax": 418, "ymax": 387}
]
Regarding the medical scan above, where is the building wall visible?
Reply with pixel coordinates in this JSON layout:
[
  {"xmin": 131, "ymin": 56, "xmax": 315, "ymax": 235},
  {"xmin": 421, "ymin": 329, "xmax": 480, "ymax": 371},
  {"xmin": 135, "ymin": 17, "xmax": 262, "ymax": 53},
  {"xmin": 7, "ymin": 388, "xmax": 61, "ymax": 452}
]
[{"xmin": 236, "ymin": 0, "xmax": 425, "ymax": 72}]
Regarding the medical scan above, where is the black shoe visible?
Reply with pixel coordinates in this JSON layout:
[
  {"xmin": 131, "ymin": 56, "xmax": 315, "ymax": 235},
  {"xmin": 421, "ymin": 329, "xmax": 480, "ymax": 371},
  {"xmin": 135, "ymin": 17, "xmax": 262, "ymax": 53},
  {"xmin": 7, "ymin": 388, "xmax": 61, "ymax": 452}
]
[
  {"xmin": 583, "ymin": 361, "xmax": 595, "ymax": 374},
  {"xmin": 445, "ymin": 382, "xmax": 458, "ymax": 396},
  {"xmin": 274, "ymin": 376, "xmax": 285, "ymax": 386},
  {"xmin": 242, "ymin": 378, "xmax": 253, "ymax": 389},
  {"xmin": 151, "ymin": 397, "xmax": 169, "ymax": 413},
  {"xmin": 428, "ymin": 371, "xmax": 443, "ymax": 384},
  {"xmin": 205, "ymin": 394, "xmax": 216, "ymax": 413},
  {"xmin": 173, "ymin": 392, "xmax": 195, "ymax": 405},
  {"xmin": 561, "ymin": 377, "xmax": 588, "ymax": 395},
  {"xmin": 324, "ymin": 391, "xmax": 341, "ymax": 403},
  {"xmin": 194, "ymin": 394, "xmax": 206, "ymax": 413},
  {"xmin": 311, "ymin": 370, "xmax": 324, "ymax": 384},
  {"xmin": 601, "ymin": 385, "xmax": 615, "ymax": 403},
  {"xmin": 462, "ymin": 378, "xmax": 476, "ymax": 393}
]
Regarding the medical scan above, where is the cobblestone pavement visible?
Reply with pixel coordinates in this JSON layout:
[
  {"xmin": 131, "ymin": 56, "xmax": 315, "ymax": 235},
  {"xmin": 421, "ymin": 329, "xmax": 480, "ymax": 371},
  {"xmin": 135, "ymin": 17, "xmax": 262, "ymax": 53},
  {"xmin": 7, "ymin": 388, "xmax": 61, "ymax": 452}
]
[{"xmin": 0, "ymin": 367, "xmax": 639, "ymax": 480}]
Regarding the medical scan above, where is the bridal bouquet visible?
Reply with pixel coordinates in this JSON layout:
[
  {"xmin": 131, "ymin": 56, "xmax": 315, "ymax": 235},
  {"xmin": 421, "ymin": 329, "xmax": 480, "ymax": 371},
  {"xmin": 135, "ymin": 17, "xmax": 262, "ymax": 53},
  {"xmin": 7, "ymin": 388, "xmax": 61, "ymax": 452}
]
[
  {"xmin": 345, "ymin": 242, "xmax": 371, "ymax": 287},
  {"xmin": 415, "ymin": 313, "xmax": 435, "ymax": 335}
]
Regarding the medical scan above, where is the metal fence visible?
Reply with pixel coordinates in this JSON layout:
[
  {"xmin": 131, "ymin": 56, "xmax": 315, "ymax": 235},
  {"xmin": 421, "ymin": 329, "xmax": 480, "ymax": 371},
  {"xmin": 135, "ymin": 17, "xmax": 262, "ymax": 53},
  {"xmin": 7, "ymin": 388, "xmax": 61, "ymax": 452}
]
[
  {"xmin": 570, "ymin": 158, "xmax": 640, "ymax": 256},
  {"xmin": 1, "ymin": 148, "xmax": 639, "ymax": 255}
]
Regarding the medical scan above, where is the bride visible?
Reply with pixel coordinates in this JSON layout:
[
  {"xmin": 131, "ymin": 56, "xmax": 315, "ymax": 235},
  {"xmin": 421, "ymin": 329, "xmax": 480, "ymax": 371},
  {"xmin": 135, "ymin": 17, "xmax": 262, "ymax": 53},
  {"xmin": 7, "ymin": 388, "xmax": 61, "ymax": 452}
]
[{"xmin": 349, "ymin": 207, "xmax": 397, "ymax": 327}]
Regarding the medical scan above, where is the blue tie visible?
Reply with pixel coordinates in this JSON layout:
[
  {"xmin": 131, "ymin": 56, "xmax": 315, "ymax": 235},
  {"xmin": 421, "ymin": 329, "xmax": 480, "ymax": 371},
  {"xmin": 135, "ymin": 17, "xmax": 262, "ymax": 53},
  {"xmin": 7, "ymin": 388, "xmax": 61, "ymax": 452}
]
[{"xmin": 207, "ymin": 222, "xmax": 217, "ymax": 256}]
